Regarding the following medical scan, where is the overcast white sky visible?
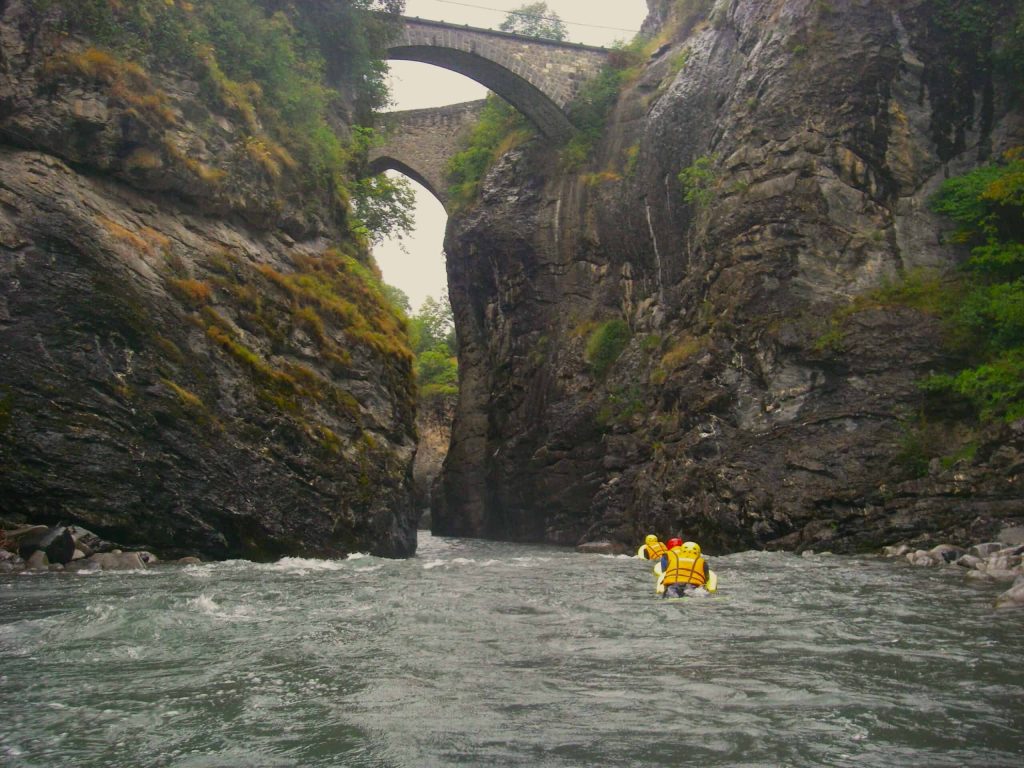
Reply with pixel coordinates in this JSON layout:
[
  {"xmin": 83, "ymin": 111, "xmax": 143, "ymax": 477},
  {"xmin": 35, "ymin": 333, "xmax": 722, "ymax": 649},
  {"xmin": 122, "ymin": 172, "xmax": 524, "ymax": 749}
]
[{"xmin": 371, "ymin": 0, "xmax": 649, "ymax": 311}]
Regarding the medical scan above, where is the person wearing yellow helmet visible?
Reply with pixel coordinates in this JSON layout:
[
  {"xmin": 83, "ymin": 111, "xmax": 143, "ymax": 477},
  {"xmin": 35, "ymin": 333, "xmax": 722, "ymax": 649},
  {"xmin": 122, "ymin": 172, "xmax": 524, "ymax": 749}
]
[
  {"xmin": 636, "ymin": 534, "xmax": 669, "ymax": 560},
  {"xmin": 656, "ymin": 540, "xmax": 710, "ymax": 597}
]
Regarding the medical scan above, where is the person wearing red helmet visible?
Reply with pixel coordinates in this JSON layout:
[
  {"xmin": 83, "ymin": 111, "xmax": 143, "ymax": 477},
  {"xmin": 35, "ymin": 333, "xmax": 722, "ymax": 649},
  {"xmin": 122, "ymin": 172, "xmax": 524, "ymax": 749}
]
[
  {"xmin": 651, "ymin": 537, "xmax": 684, "ymax": 577},
  {"xmin": 657, "ymin": 540, "xmax": 711, "ymax": 597}
]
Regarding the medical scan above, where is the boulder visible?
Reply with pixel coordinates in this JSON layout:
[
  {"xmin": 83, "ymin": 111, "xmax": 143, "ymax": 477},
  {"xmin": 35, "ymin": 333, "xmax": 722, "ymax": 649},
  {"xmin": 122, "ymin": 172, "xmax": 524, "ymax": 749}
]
[
  {"xmin": 969, "ymin": 542, "xmax": 1006, "ymax": 558},
  {"xmin": 882, "ymin": 544, "xmax": 911, "ymax": 557},
  {"xmin": 65, "ymin": 559, "xmax": 101, "ymax": 574},
  {"xmin": 907, "ymin": 550, "xmax": 938, "ymax": 567},
  {"xmin": 177, "ymin": 556, "xmax": 202, "ymax": 565},
  {"xmin": 928, "ymin": 544, "xmax": 964, "ymax": 564},
  {"xmin": 576, "ymin": 541, "xmax": 627, "ymax": 555},
  {"xmin": 955, "ymin": 554, "xmax": 984, "ymax": 570},
  {"xmin": 984, "ymin": 569, "xmax": 1020, "ymax": 584},
  {"xmin": 17, "ymin": 525, "xmax": 76, "ymax": 564},
  {"xmin": 994, "ymin": 582, "xmax": 1024, "ymax": 609},
  {"xmin": 91, "ymin": 552, "xmax": 147, "ymax": 571},
  {"xmin": 4, "ymin": 525, "xmax": 48, "ymax": 547},
  {"xmin": 25, "ymin": 550, "xmax": 49, "ymax": 570},
  {"xmin": 987, "ymin": 554, "xmax": 1022, "ymax": 572}
]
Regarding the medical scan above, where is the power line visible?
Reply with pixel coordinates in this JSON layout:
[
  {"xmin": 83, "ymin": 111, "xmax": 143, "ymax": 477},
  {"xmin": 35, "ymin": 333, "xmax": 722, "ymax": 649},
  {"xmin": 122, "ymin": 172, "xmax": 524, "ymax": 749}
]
[{"xmin": 426, "ymin": 0, "xmax": 641, "ymax": 34}]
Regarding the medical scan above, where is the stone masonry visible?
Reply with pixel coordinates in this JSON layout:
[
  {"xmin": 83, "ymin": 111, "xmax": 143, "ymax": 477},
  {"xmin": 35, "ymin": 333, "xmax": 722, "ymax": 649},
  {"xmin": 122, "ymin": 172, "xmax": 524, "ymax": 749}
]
[
  {"xmin": 368, "ymin": 100, "xmax": 486, "ymax": 209},
  {"xmin": 388, "ymin": 16, "xmax": 608, "ymax": 141}
]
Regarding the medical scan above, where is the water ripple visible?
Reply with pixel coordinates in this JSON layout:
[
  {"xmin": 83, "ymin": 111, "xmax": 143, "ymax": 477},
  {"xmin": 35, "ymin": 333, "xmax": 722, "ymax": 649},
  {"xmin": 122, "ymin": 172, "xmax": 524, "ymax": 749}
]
[{"xmin": 1, "ymin": 534, "xmax": 1021, "ymax": 767}]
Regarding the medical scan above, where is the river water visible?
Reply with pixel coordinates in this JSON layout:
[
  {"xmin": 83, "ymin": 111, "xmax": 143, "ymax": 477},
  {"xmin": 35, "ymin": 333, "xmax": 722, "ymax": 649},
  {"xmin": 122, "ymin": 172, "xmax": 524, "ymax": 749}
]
[{"xmin": 1, "ymin": 533, "xmax": 1021, "ymax": 767}]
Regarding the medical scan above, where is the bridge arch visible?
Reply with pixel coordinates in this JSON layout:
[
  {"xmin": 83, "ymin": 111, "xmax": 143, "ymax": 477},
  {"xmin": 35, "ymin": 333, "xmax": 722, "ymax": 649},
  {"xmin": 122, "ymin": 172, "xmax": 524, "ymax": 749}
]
[
  {"xmin": 386, "ymin": 17, "xmax": 607, "ymax": 142},
  {"xmin": 367, "ymin": 101, "xmax": 486, "ymax": 212}
]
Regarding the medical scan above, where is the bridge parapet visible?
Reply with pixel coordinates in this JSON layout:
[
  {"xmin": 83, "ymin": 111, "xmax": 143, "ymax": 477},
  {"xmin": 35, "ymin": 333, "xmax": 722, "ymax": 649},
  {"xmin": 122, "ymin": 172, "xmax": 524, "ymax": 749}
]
[
  {"xmin": 387, "ymin": 17, "xmax": 608, "ymax": 140},
  {"xmin": 368, "ymin": 100, "xmax": 487, "ymax": 210}
]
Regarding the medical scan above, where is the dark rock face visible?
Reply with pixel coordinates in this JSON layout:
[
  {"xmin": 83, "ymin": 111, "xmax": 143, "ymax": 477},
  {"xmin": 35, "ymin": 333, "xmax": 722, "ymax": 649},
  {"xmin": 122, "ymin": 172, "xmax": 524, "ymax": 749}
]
[
  {"xmin": 436, "ymin": 0, "xmax": 1024, "ymax": 553},
  {"xmin": 0, "ymin": 2, "xmax": 418, "ymax": 560}
]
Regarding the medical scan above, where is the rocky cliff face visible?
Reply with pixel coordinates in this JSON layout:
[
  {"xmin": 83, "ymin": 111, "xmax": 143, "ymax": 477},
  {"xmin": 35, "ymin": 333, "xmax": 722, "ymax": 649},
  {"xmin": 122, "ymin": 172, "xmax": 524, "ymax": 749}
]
[
  {"xmin": 0, "ymin": 1, "xmax": 418, "ymax": 559},
  {"xmin": 436, "ymin": 0, "xmax": 1024, "ymax": 553}
]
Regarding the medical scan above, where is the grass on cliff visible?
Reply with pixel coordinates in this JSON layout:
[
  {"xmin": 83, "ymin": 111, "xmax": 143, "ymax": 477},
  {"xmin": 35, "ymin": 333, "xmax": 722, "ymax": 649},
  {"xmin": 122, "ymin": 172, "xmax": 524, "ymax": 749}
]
[
  {"xmin": 823, "ymin": 148, "xmax": 1024, "ymax": 424},
  {"xmin": 447, "ymin": 95, "xmax": 534, "ymax": 210},
  {"xmin": 31, "ymin": 0, "xmax": 411, "ymax": 242},
  {"xmin": 585, "ymin": 319, "xmax": 631, "ymax": 379}
]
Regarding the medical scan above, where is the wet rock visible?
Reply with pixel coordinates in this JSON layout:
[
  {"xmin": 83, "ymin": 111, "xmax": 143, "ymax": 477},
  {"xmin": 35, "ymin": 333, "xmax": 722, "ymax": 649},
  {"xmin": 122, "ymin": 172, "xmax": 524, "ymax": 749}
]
[
  {"xmin": 994, "ymin": 581, "xmax": 1024, "ymax": 609},
  {"xmin": 984, "ymin": 569, "xmax": 1020, "ymax": 584},
  {"xmin": 969, "ymin": 543, "xmax": 1006, "ymax": 558},
  {"xmin": 90, "ymin": 552, "xmax": 147, "ymax": 571},
  {"xmin": 576, "ymin": 541, "xmax": 626, "ymax": 555},
  {"xmin": 883, "ymin": 544, "xmax": 911, "ymax": 557},
  {"xmin": 435, "ymin": 0, "xmax": 1024, "ymax": 554},
  {"xmin": 177, "ymin": 556, "xmax": 202, "ymax": 565},
  {"xmin": 65, "ymin": 559, "xmax": 101, "ymax": 574},
  {"xmin": 956, "ymin": 554, "xmax": 984, "ymax": 570},
  {"xmin": 25, "ymin": 550, "xmax": 49, "ymax": 570},
  {"xmin": 929, "ymin": 545, "xmax": 964, "ymax": 564},
  {"xmin": 907, "ymin": 550, "xmax": 939, "ymax": 567}
]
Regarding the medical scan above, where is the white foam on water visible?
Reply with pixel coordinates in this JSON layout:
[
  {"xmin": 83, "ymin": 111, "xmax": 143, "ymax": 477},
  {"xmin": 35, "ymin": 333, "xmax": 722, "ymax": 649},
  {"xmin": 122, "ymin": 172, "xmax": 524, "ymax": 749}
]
[
  {"xmin": 421, "ymin": 559, "xmax": 447, "ymax": 570},
  {"xmin": 186, "ymin": 593, "xmax": 259, "ymax": 622},
  {"xmin": 346, "ymin": 552, "xmax": 371, "ymax": 560},
  {"xmin": 268, "ymin": 557, "xmax": 351, "ymax": 573},
  {"xmin": 188, "ymin": 594, "xmax": 219, "ymax": 613}
]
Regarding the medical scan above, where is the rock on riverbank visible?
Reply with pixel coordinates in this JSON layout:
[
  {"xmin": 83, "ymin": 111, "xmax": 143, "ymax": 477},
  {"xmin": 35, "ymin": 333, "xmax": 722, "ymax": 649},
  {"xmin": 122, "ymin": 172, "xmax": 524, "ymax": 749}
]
[
  {"xmin": 0, "ymin": 523, "xmax": 201, "ymax": 573},
  {"xmin": 883, "ymin": 528, "xmax": 1024, "ymax": 609}
]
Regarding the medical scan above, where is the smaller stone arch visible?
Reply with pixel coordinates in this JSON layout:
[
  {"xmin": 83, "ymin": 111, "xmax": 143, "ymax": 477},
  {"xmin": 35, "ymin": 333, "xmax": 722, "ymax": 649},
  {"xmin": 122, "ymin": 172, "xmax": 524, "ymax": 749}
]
[{"xmin": 367, "ymin": 101, "xmax": 486, "ymax": 212}]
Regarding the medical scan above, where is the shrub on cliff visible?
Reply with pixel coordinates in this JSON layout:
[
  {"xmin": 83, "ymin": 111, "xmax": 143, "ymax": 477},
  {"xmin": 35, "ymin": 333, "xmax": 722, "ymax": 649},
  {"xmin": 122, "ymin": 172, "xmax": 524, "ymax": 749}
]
[
  {"xmin": 30, "ymin": 0, "xmax": 410, "ymax": 241},
  {"xmin": 585, "ymin": 319, "xmax": 631, "ymax": 379},
  {"xmin": 924, "ymin": 147, "xmax": 1024, "ymax": 422},
  {"xmin": 447, "ymin": 95, "xmax": 533, "ymax": 209}
]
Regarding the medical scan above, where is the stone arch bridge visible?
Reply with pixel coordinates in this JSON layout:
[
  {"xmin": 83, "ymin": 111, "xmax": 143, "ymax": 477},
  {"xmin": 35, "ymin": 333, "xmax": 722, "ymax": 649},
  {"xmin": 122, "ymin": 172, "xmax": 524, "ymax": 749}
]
[{"xmin": 368, "ymin": 16, "xmax": 609, "ymax": 210}]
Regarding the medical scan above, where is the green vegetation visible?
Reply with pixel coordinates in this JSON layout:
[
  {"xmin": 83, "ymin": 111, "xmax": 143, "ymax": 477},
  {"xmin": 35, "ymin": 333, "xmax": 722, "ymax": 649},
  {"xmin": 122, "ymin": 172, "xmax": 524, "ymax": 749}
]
[
  {"xmin": 828, "ymin": 149, "xmax": 1024, "ymax": 424},
  {"xmin": 406, "ymin": 293, "xmax": 459, "ymax": 402},
  {"xmin": 31, "ymin": 0, "xmax": 412, "ymax": 242},
  {"xmin": 585, "ymin": 319, "xmax": 631, "ymax": 379},
  {"xmin": 597, "ymin": 383, "xmax": 645, "ymax": 427},
  {"xmin": 498, "ymin": 2, "xmax": 567, "ymax": 41},
  {"xmin": 561, "ymin": 42, "xmax": 645, "ymax": 170},
  {"xmin": 650, "ymin": 333, "xmax": 708, "ymax": 383},
  {"xmin": 921, "ymin": 148, "xmax": 1024, "ymax": 422},
  {"xmin": 678, "ymin": 153, "xmax": 720, "ymax": 207},
  {"xmin": 814, "ymin": 270, "xmax": 958, "ymax": 354},
  {"xmin": 447, "ymin": 95, "xmax": 534, "ymax": 209}
]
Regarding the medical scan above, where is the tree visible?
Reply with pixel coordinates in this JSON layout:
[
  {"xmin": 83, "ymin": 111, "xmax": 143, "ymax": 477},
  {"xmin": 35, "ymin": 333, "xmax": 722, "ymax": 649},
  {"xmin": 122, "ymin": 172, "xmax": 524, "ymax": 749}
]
[
  {"xmin": 498, "ymin": 2, "xmax": 567, "ymax": 41},
  {"xmin": 409, "ymin": 293, "xmax": 456, "ymax": 355}
]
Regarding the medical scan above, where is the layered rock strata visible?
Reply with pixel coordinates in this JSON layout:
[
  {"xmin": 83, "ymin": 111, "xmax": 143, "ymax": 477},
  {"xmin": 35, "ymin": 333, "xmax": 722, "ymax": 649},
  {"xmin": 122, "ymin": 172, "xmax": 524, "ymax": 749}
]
[
  {"xmin": 436, "ymin": 0, "xmax": 1024, "ymax": 552},
  {"xmin": 0, "ymin": 2, "xmax": 418, "ymax": 559}
]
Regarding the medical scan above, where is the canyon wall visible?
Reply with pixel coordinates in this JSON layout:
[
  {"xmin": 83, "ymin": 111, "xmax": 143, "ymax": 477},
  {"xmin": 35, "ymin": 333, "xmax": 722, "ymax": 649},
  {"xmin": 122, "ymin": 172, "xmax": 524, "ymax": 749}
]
[
  {"xmin": 0, "ymin": 1, "xmax": 419, "ymax": 559},
  {"xmin": 436, "ymin": 0, "xmax": 1024, "ymax": 553}
]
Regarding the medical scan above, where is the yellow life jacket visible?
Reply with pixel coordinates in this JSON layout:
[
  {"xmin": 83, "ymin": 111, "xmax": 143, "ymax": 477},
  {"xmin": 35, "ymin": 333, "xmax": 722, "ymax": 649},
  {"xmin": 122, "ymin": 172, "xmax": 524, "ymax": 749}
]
[
  {"xmin": 660, "ymin": 551, "xmax": 706, "ymax": 587},
  {"xmin": 642, "ymin": 541, "xmax": 668, "ymax": 560}
]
